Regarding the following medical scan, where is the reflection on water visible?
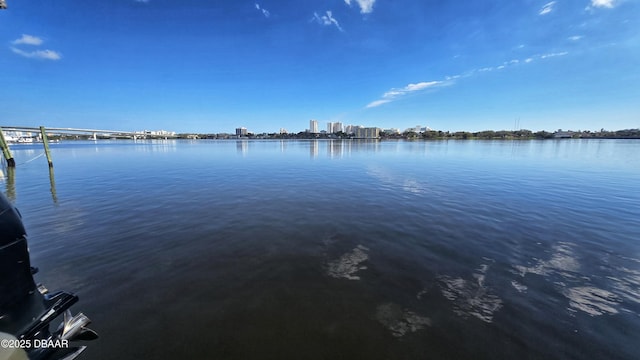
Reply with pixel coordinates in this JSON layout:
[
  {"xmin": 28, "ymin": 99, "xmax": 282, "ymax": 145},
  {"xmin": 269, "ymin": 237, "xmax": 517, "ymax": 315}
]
[
  {"xmin": 564, "ymin": 286, "xmax": 620, "ymax": 316},
  {"xmin": 1, "ymin": 166, "xmax": 15, "ymax": 201},
  {"xmin": 48, "ymin": 167, "xmax": 57, "ymax": 204},
  {"xmin": 326, "ymin": 245, "xmax": 369, "ymax": 280},
  {"xmin": 1, "ymin": 139, "xmax": 639, "ymax": 360},
  {"xmin": 514, "ymin": 242, "xmax": 640, "ymax": 317},
  {"xmin": 375, "ymin": 303, "xmax": 431, "ymax": 337},
  {"xmin": 310, "ymin": 139, "xmax": 318, "ymax": 158},
  {"xmin": 236, "ymin": 140, "xmax": 248, "ymax": 155},
  {"xmin": 437, "ymin": 261, "xmax": 503, "ymax": 323}
]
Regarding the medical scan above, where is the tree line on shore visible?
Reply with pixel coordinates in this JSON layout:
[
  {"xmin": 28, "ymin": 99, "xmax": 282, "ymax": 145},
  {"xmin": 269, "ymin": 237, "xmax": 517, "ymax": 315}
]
[
  {"xmin": 49, "ymin": 128, "xmax": 639, "ymax": 141},
  {"xmin": 180, "ymin": 128, "xmax": 640, "ymax": 140},
  {"xmin": 387, "ymin": 128, "xmax": 640, "ymax": 140}
]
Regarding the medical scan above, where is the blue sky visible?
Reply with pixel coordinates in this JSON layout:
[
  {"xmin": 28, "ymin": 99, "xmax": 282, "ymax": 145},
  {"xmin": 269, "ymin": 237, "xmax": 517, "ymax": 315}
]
[{"xmin": 1, "ymin": 0, "xmax": 638, "ymax": 133}]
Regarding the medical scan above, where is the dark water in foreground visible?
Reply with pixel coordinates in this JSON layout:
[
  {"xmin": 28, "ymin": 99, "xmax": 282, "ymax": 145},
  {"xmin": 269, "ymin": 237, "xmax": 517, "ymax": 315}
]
[{"xmin": 2, "ymin": 139, "xmax": 639, "ymax": 359}]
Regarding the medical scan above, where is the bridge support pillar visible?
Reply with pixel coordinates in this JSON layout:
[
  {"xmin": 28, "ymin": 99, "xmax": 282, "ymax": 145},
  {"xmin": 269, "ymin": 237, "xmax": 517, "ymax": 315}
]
[{"xmin": 0, "ymin": 127, "xmax": 16, "ymax": 167}]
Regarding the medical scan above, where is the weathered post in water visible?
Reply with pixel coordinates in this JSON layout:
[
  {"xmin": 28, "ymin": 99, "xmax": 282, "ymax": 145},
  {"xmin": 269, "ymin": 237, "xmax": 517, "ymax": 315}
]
[
  {"xmin": 39, "ymin": 126, "xmax": 53, "ymax": 167},
  {"xmin": 0, "ymin": 127, "xmax": 16, "ymax": 167},
  {"xmin": 48, "ymin": 166, "xmax": 58, "ymax": 204}
]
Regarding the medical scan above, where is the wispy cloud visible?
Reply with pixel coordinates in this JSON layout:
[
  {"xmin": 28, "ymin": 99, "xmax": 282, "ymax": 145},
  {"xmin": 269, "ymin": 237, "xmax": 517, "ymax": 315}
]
[
  {"xmin": 366, "ymin": 81, "xmax": 445, "ymax": 108},
  {"xmin": 255, "ymin": 3, "xmax": 270, "ymax": 18},
  {"xmin": 539, "ymin": 1, "xmax": 556, "ymax": 15},
  {"xmin": 12, "ymin": 34, "xmax": 43, "ymax": 46},
  {"xmin": 591, "ymin": 0, "xmax": 615, "ymax": 8},
  {"xmin": 312, "ymin": 11, "xmax": 344, "ymax": 32},
  {"xmin": 366, "ymin": 51, "xmax": 570, "ymax": 108},
  {"xmin": 134, "ymin": 0, "xmax": 150, "ymax": 3},
  {"xmin": 10, "ymin": 47, "xmax": 61, "ymax": 60},
  {"xmin": 540, "ymin": 51, "xmax": 568, "ymax": 59},
  {"xmin": 344, "ymin": 0, "xmax": 376, "ymax": 14},
  {"xmin": 10, "ymin": 34, "xmax": 61, "ymax": 60},
  {"xmin": 568, "ymin": 35, "xmax": 583, "ymax": 41}
]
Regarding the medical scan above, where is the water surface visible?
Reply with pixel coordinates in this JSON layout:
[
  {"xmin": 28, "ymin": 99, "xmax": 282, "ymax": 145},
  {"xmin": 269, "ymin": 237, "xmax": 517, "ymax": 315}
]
[{"xmin": 2, "ymin": 139, "xmax": 639, "ymax": 359}]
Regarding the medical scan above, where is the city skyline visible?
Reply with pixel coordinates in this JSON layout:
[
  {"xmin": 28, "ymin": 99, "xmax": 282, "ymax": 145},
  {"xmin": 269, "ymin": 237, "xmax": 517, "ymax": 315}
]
[{"xmin": 1, "ymin": 1, "xmax": 639, "ymax": 133}]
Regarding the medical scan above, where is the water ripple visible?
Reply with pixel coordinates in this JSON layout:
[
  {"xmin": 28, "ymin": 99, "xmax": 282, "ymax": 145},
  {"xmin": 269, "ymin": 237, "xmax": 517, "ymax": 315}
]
[
  {"xmin": 513, "ymin": 243, "xmax": 640, "ymax": 316},
  {"xmin": 564, "ymin": 286, "xmax": 621, "ymax": 316},
  {"xmin": 326, "ymin": 245, "xmax": 369, "ymax": 280},
  {"xmin": 514, "ymin": 242, "xmax": 580, "ymax": 278},
  {"xmin": 438, "ymin": 262, "xmax": 503, "ymax": 323},
  {"xmin": 375, "ymin": 303, "xmax": 431, "ymax": 337}
]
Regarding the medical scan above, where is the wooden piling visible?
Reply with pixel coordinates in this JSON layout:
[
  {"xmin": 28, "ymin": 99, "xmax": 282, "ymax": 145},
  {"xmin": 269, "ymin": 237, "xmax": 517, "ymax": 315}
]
[
  {"xmin": 39, "ymin": 126, "xmax": 53, "ymax": 167},
  {"xmin": 48, "ymin": 166, "xmax": 58, "ymax": 204},
  {"xmin": 0, "ymin": 126, "xmax": 16, "ymax": 167}
]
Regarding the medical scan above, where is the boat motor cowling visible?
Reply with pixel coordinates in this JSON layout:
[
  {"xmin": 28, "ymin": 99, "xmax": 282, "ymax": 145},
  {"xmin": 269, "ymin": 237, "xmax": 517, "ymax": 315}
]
[
  {"xmin": 0, "ymin": 193, "xmax": 36, "ymax": 313},
  {"xmin": 1, "ymin": 192, "xmax": 97, "ymax": 360}
]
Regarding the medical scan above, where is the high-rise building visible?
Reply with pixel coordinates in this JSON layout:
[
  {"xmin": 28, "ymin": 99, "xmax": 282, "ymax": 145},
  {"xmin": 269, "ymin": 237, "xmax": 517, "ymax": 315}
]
[
  {"xmin": 309, "ymin": 120, "xmax": 319, "ymax": 133},
  {"xmin": 355, "ymin": 127, "xmax": 380, "ymax": 139},
  {"xmin": 332, "ymin": 122, "xmax": 343, "ymax": 133},
  {"xmin": 236, "ymin": 127, "xmax": 248, "ymax": 136},
  {"xmin": 327, "ymin": 122, "xmax": 334, "ymax": 133}
]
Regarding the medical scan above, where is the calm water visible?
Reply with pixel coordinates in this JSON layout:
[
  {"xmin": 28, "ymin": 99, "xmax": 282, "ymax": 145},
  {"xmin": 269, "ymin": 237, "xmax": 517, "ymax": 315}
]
[{"xmin": 2, "ymin": 139, "xmax": 639, "ymax": 359}]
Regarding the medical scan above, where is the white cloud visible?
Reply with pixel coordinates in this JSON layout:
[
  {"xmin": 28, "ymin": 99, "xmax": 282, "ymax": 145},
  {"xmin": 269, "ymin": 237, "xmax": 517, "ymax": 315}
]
[
  {"xmin": 12, "ymin": 34, "xmax": 43, "ymax": 46},
  {"xmin": 10, "ymin": 34, "xmax": 62, "ymax": 60},
  {"xmin": 366, "ymin": 99, "xmax": 391, "ymax": 108},
  {"xmin": 134, "ymin": 0, "xmax": 150, "ymax": 3},
  {"xmin": 344, "ymin": 0, "xmax": 376, "ymax": 14},
  {"xmin": 10, "ymin": 47, "xmax": 61, "ymax": 60},
  {"xmin": 540, "ymin": 51, "xmax": 568, "ymax": 59},
  {"xmin": 366, "ymin": 81, "xmax": 444, "ymax": 108},
  {"xmin": 366, "ymin": 50, "xmax": 571, "ymax": 109},
  {"xmin": 312, "ymin": 11, "xmax": 344, "ymax": 32},
  {"xmin": 404, "ymin": 81, "xmax": 441, "ymax": 92},
  {"xmin": 591, "ymin": 0, "xmax": 615, "ymax": 8},
  {"xmin": 568, "ymin": 35, "xmax": 583, "ymax": 41},
  {"xmin": 539, "ymin": 1, "xmax": 556, "ymax": 15},
  {"xmin": 255, "ymin": 3, "xmax": 270, "ymax": 18}
]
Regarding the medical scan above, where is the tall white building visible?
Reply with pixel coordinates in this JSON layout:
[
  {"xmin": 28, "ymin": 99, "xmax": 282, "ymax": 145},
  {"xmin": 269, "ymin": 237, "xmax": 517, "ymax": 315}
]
[
  {"xmin": 327, "ymin": 122, "xmax": 334, "ymax": 133},
  {"xmin": 332, "ymin": 122, "xmax": 343, "ymax": 133},
  {"xmin": 309, "ymin": 120, "xmax": 319, "ymax": 133}
]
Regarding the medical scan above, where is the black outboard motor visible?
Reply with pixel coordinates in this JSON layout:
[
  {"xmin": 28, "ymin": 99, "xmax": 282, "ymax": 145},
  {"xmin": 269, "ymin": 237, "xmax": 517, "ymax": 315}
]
[
  {"xmin": 0, "ymin": 192, "xmax": 36, "ymax": 318},
  {"xmin": 0, "ymin": 192, "xmax": 97, "ymax": 360}
]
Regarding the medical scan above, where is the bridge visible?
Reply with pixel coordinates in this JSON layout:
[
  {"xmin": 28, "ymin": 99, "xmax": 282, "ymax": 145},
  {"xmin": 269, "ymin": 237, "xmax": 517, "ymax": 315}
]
[{"xmin": 0, "ymin": 125, "xmax": 176, "ymax": 167}]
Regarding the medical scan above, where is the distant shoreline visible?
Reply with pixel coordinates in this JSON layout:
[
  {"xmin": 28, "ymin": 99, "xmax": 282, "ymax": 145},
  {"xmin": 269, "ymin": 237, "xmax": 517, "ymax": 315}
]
[
  {"xmin": 6, "ymin": 128, "xmax": 638, "ymax": 142},
  {"xmin": 43, "ymin": 132, "xmax": 639, "ymax": 141},
  {"xmin": 180, "ymin": 128, "xmax": 640, "ymax": 140}
]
